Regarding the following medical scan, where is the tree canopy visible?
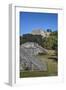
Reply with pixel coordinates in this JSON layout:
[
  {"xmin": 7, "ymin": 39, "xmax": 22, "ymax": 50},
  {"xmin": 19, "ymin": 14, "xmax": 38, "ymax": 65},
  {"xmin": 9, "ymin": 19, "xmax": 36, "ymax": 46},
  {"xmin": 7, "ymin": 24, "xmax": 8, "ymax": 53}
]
[{"xmin": 20, "ymin": 31, "xmax": 58, "ymax": 51}]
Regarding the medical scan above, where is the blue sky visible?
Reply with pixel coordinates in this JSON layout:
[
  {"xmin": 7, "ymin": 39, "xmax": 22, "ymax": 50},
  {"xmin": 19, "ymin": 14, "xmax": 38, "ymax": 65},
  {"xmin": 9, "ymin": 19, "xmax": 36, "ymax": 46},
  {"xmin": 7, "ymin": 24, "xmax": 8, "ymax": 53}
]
[{"xmin": 20, "ymin": 12, "xmax": 58, "ymax": 35}]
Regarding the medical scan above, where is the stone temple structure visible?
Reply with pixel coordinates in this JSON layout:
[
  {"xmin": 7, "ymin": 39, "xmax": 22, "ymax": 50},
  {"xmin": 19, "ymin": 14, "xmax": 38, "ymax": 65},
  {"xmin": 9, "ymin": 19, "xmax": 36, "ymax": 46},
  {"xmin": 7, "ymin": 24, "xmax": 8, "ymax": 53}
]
[
  {"xmin": 20, "ymin": 42, "xmax": 47, "ymax": 71},
  {"xmin": 31, "ymin": 29, "xmax": 50, "ymax": 37}
]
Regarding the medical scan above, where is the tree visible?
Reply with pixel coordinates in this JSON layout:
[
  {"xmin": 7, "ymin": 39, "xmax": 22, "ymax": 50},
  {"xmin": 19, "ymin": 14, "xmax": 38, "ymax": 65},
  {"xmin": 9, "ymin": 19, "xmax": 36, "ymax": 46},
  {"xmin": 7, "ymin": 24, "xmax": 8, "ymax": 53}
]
[
  {"xmin": 20, "ymin": 31, "xmax": 58, "ymax": 54},
  {"xmin": 42, "ymin": 31, "xmax": 58, "ymax": 50},
  {"xmin": 47, "ymin": 29, "xmax": 52, "ymax": 32},
  {"xmin": 20, "ymin": 34, "xmax": 43, "ymax": 46}
]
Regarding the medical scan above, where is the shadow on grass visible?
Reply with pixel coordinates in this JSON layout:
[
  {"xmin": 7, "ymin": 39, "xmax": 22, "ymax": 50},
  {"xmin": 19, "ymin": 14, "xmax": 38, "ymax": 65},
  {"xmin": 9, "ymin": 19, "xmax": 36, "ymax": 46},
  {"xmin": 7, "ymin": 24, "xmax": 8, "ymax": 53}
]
[{"xmin": 48, "ymin": 56, "xmax": 58, "ymax": 62}]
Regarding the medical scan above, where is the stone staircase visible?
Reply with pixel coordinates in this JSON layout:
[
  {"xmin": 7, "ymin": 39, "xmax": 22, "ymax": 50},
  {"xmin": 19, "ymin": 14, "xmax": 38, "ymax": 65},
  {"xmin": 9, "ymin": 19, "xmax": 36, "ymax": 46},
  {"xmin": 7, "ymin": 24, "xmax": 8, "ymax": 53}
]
[{"xmin": 20, "ymin": 47, "xmax": 47, "ymax": 71}]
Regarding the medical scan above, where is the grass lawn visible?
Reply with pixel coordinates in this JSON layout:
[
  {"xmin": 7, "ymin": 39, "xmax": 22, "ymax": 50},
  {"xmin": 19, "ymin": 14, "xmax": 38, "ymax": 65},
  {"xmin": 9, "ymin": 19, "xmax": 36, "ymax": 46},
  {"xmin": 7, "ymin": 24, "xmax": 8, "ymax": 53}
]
[{"xmin": 20, "ymin": 50, "xmax": 58, "ymax": 78}]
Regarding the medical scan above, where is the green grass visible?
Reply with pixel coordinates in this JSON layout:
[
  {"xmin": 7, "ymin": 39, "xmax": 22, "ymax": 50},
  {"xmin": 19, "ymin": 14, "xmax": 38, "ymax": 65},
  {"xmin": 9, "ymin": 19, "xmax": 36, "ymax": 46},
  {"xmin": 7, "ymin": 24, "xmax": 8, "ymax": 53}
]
[
  {"xmin": 20, "ymin": 50, "xmax": 58, "ymax": 78},
  {"xmin": 20, "ymin": 71, "xmax": 48, "ymax": 78}
]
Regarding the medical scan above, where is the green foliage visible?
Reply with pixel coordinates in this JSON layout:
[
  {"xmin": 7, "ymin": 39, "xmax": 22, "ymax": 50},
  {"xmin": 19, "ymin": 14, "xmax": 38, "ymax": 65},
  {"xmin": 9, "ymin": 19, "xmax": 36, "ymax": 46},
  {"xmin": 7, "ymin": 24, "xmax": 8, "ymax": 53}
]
[
  {"xmin": 20, "ymin": 31, "xmax": 58, "ymax": 52},
  {"xmin": 20, "ymin": 34, "xmax": 43, "ymax": 46},
  {"xmin": 42, "ymin": 31, "xmax": 58, "ymax": 50}
]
